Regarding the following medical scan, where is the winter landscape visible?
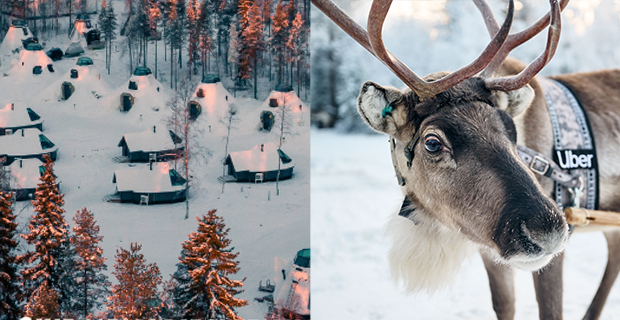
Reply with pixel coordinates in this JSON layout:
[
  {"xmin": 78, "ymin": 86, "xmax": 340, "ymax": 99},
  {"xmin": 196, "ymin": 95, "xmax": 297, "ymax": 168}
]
[
  {"xmin": 311, "ymin": 1, "xmax": 620, "ymax": 319},
  {"xmin": 0, "ymin": 0, "xmax": 310, "ymax": 319}
]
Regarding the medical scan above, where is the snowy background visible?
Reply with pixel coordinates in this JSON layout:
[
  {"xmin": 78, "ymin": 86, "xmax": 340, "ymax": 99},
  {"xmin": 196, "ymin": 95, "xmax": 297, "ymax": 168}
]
[
  {"xmin": 0, "ymin": 1, "xmax": 310, "ymax": 318},
  {"xmin": 311, "ymin": 1, "xmax": 620, "ymax": 319}
]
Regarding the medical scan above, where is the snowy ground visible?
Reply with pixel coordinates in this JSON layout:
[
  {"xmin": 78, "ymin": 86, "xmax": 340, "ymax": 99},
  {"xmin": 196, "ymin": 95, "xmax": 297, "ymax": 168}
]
[
  {"xmin": 1, "ymin": 15, "xmax": 309, "ymax": 319},
  {"xmin": 311, "ymin": 130, "xmax": 620, "ymax": 320}
]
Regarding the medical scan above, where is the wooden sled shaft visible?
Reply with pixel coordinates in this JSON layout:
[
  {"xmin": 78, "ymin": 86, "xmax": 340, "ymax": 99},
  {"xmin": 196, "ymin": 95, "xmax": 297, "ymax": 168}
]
[{"xmin": 564, "ymin": 207, "xmax": 620, "ymax": 227}]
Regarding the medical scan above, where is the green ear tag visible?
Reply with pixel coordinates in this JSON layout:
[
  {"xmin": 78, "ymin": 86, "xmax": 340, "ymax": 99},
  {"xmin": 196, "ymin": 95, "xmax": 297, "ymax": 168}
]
[{"xmin": 382, "ymin": 104, "xmax": 394, "ymax": 118}]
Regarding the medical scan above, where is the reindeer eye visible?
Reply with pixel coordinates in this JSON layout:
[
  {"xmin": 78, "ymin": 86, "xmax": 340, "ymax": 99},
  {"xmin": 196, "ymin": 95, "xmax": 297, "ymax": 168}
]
[{"xmin": 424, "ymin": 135, "xmax": 443, "ymax": 153}]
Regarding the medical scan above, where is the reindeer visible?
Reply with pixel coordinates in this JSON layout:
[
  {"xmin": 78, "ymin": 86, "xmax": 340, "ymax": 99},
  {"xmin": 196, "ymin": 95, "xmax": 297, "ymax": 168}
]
[{"xmin": 313, "ymin": 0, "xmax": 620, "ymax": 319}]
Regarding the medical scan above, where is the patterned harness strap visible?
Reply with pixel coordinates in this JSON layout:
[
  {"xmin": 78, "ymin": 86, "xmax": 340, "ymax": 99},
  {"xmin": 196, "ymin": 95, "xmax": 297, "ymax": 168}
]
[{"xmin": 538, "ymin": 78, "xmax": 599, "ymax": 211}]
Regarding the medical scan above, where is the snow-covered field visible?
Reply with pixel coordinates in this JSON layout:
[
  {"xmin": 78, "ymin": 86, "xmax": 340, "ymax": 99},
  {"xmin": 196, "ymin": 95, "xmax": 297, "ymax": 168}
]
[
  {"xmin": 1, "ymin": 19, "xmax": 309, "ymax": 319},
  {"xmin": 311, "ymin": 130, "xmax": 620, "ymax": 320}
]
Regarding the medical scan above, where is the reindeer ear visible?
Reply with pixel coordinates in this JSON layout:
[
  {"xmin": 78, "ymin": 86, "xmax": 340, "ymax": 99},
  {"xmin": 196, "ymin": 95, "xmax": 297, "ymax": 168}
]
[
  {"xmin": 357, "ymin": 81, "xmax": 405, "ymax": 135},
  {"xmin": 494, "ymin": 84, "xmax": 535, "ymax": 118}
]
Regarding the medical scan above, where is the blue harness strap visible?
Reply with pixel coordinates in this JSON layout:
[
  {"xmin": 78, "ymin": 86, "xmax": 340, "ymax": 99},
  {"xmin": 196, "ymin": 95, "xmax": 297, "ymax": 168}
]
[{"xmin": 539, "ymin": 78, "xmax": 599, "ymax": 211}]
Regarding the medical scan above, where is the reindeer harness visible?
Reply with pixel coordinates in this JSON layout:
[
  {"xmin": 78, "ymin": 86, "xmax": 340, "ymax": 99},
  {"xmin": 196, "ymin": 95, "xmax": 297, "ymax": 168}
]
[{"xmin": 390, "ymin": 79, "xmax": 600, "ymax": 224}]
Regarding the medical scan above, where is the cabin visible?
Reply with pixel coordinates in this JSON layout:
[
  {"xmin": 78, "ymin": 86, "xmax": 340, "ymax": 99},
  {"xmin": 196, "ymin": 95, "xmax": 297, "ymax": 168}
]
[
  {"xmin": 0, "ymin": 103, "xmax": 43, "ymax": 135},
  {"xmin": 5, "ymin": 158, "xmax": 47, "ymax": 201},
  {"xmin": 225, "ymin": 143, "xmax": 294, "ymax": 182},
  {"xmin": 118, "ymin": 126, "xmax": 183, "ymax": 162},
  {"xmin": 0, "ymin": 128, "xmax": 57, "ymax": 165},
  {"xmin": 112, "ymin": 162, "xmax": 187, "ymax": 204}
]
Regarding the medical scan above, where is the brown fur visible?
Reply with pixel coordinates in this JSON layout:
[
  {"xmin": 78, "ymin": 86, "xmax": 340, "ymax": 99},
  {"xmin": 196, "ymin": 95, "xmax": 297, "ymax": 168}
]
[
  {"xmin": 357, "ymin": 57, "xmax": 620, "ymax": 319},
  {"xmin": 485, "ymin": 59, "xmax": 620, "ymax": 320}
]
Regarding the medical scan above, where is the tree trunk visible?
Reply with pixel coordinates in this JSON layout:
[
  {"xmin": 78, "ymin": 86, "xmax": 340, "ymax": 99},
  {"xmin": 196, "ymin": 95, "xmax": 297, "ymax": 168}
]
[
  {"xmin": 253, "ymin": 54, "xmax": 258, "ymax": 99},
  {"xmin": 155, "ymin": 38, "xmax": 158, "ymax": 79}
]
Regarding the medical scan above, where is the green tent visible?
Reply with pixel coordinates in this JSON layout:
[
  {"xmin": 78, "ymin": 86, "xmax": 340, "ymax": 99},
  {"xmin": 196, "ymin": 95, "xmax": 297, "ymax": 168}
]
[
  {"xmin": 201, "ymin": 74, "xmax": 221, "ymax": 83},
  {"xmin": 76, "ymin": 57, "xmax": 94, "ymax": 66},
  {"xmin": 133, "ymin": 66, "xmax": 152, "ymax": 76}
]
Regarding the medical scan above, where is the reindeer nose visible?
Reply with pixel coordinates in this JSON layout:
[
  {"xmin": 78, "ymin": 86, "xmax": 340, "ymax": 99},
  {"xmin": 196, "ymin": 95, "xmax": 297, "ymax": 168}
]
[
  {"xmin": 494, "ymin": 197, "xmax": 569, "ymax": 260},
  {"xmin": 520, "ymin": 219, "xmax": 567, "ymax": 256}
]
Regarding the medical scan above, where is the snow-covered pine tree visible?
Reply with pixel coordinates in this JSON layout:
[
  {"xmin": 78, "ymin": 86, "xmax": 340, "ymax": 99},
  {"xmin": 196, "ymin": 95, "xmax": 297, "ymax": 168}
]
[
  {"xmin": 159, "ymin": 278, "xmax": 181, "ymax": 318},
  {"xmin": 18, "ymin": 155, "xmax": 76, "ymax": 316},
  {"xmin": 71, "ymin": 208, "xmax": 111, "ymax": 319},
  {"xmin": 146, "ymin": 0, "xmax": 161, "ymax": 77},
  {"xmin": 197, "ymin": 0, "xmax": 214, "ymax": 77},
  {"xmin": 107, "ymin": 243, "xmax": 162, "ymax": 320},
  {"xmin": 228, "ymin": 22, "xmax": 240, "ymax": 80},
  {"xmin": 271, "ymin": 0, "xmax": 289, "ymax": 85},
  {"xmin": 187, "ymin": 0, "xmax": 200, "ymax": 78},
  {"xmin": 175, "ymin": 0, "xmax": 188, "ymax": 73},
  {"xmin": 239, "ymin": 1, "xmax": 264, "ymax": 98},
  {"xmin": 176, "ymin": 209, "xmax": 248, "ymax": 319},
  {"xmin": 99, "ymin": 0, "xmax": 118, "ymax": 74},
  {"xmin": 0, "ymin": 192, "xmax": 21, "ymax": 320},
  {"xmin": 287, "ymin": 11, "xmax": 305, "ymax": 95},
  {"xmin": 24, "ymin": 281, "xmax": 60, "ymax": 319}
]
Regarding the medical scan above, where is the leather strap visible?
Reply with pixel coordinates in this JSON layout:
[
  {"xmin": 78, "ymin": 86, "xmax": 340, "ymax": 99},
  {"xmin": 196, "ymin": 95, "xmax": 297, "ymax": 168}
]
[{"xmin": 517, "ymin": 145, "xmax": 581, "ymax": 189}]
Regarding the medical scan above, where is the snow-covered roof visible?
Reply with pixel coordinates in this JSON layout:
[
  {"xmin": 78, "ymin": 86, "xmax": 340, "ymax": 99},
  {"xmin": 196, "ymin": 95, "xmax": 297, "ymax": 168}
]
[
  {"xmin": 0, "ymin": 102, "xmax": 43, "ymax": 129},
  {"xmin": 114, "ymin": 162, "xmax": 186, "ymax": 193},
  {"xmin": 0, "ymin": 128, "xmax": 57, "ymax": 157},
  {"xmin": 261, "ymin": 90, "xmax": 306, "ymax": 111},
  {"xmin": 274, "ymin": 252, "xmax": 310, "ymax": 316},
  {"xmin": 7, "ymin": 158, "xmax": 43, "ymax": 190},
  {"xmin": 37, "ymin": 65, "xmax": 112, "ymax": 102},
  {"xmin": 120, "ymin": 126, "xmax": 180, "ymax": 153},
  {"xmin": 228, "ymin": 143, "xmax": 294, "ymax": 172},
  {"xmin": 14, "ymin": 48, "xmax": 54, "ymax": 74},
  {"xmin": 192, "ymin": 82, "xmax": 234, "ymax": 117},
  {"xmin": 0, "ymin": 25, "xmax": 32, "ymax": 57},
  {"xmin": 102, "ymin": 73, "xmax": 172, "ymax": 123},
  {"xmin": 70, "ymin": 19, "xmax": 95, "ymax": 43}
]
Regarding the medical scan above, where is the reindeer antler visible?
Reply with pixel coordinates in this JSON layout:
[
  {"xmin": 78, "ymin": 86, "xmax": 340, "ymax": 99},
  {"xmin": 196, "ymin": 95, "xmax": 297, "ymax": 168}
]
[
  {"xmin": 312, "ymin": 0, "xmax": 515, "ymax": 100},
  {"xmin": 475, "ymin": 0, "xmax": 566, "ymax": 91}
]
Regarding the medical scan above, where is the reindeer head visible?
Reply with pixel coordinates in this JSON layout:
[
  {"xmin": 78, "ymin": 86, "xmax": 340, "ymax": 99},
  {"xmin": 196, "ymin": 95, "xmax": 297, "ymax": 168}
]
[{"xmin": 314, "ymin": 0, "xmax": 570, "ymax": 287}]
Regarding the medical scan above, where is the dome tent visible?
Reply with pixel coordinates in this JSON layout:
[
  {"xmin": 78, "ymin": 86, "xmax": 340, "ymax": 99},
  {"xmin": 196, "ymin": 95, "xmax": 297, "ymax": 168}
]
[
  {"xmin": 101, "ymin": 67, "xmax": 172, "ymax": 123},
  {"xmin": 0, "ymin": 22, "xmax": 34, "ymax": 57},
  {"xmin": 36, "ymin": 59, "xmax": 112, "ymax": 103},
  {"xmin": 273, "ymin": 248, "xmax": 311, "ymax": 319},
  {"xmin": 13, "ymin": 45, "xmax": 55, "ymax": 76},
  {"xmin": 260, "ymin": 86, "xmax": 309, "ymax": 127},
  {"xmin": 189, "ymin": 74, "xmax": 235, "ymax": 133},
  {"xmin": 65, "ymin": 42, "xmax": 85, "ymax": 57}
]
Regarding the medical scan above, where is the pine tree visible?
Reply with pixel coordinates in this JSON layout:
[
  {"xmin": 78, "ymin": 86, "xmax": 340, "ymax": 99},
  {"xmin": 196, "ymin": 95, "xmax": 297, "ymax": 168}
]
[
  {"xmin": 187, "ymin": 0, "xmax": 200, "ymax": 78},
  {"xmin": 147, "ymin": 0, "xmax": 161, "ymax": 77},
  {"xmin": 71, "ymin": 208, "xmax": 110, "ymax": 319},
  {"xmin": 99, "ymin": 0, "xmax": 118, "ymax": 74},
  {"xmin": 176, "ymin": 209, "xmax": 247, "ymax": 319},
  {"xmin": 239, "ymin": 1, "xmax": 264, "ymax": 98},
  {"xmin": 24, "ymin": 281, "xmax": 60, "ymax": 319},
  {"xmin": 271, "ymin": 0, "xmax": 289, "ymax": 85},
  {"xmin": 0, "ymin": 192, "xmax": 21, "ymax": 320},
  {"xmin": 107, "ymin": 243, "xmax": 162, "ymax": 320},
  {"xmin": 18, "ymin": 155, "xmax": 73, "ymax": 314},
  {"xmin": 287, "ymin": 11, "xmax": 305, "ymax": 95},
  {"xmin": 198, "ymin": 0, "xmax": 214, "ymax": 77},
  {"xmin": 228, "ymin": 22, "xmax": 240, "ymax": 80}
]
